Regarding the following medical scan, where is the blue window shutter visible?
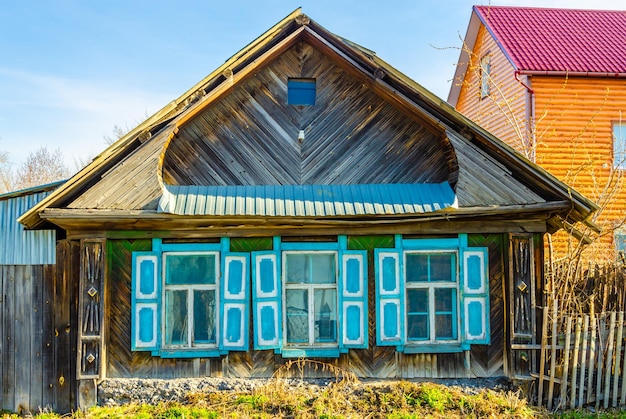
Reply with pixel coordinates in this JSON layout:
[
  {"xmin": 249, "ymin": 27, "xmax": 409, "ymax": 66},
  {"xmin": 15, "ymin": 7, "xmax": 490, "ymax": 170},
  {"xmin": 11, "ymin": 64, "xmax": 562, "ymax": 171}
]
[
  {"xmin": 252, "ymin": 251, "xmax": 282, "ymax": 350},
  {"xmin": 374, "ymin": 249, "xmax": 405, "ymax": 346},
  {"xmin": 338, "ymin": 250, "xmax": 368, "ymax": 349},
  {"xmin": 461, "ymin": 248, "xmax": 490, "ymax": 344},
  {"xmin": 220, "ymin": 253, "xmax": 250, "ymax": 351},
  {"xmin": 131, "ymin": 252, "xmax": 161, "ymax": 351}
]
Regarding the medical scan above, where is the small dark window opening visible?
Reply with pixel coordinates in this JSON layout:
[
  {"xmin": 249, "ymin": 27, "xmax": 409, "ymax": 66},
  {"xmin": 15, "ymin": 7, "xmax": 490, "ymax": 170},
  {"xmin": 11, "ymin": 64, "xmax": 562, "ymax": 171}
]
[{"xmin": 288, "ymin": 78, "xmax": 316, "ymax": 105}]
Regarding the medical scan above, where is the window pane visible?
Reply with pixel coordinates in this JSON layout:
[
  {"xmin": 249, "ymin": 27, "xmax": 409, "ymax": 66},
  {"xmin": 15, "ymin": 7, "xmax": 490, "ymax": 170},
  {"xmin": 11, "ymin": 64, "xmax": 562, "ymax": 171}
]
[
  {"xmin": 614, "ymin": 124, "xmax": 626, "ymax": 169},
  {"xmin": 310, "ymin": 254, "xmax": 336, "ymax": 284},
  {"xmin": 406, "ymin": 254, "xmax": 429, "ymax": 282},
  {"xmin": 314, "ymin": 289, "xmax": 337, "ymax": 343},
  {"xmin": 165, "ymin": 290, "xmax": 187, "ymax": 346},
  {"xmin": 166, "ymin": 254, "xmax": 216, "ymax": 285},
  {"xmin": 435, "ymin": 288, "xmax": 457, "ymax": 340},
  {"xmin": 407, "ymin": 289, "xmax": 429, "ymax": 340},
  {"xmin": 286, "ymin": 254, "xmax": 307, "ymax": 284},
  {"xmin": 286, "ymin": 289, "xmax": 309, "ymax": 343},
  {"xmin": 193, "ymin": 290, "xmax": 216, "ymax": 344},
  {"xmin": 431, "ymin": 254, "xmax": 454, "ymax": 282},
  {"xmin": 286, "ymin": 253, "xmax": 336, "ymax": 284},
  {"xmin": 435, "ymin": 288, "xmax": 455, "ymax": 312}
]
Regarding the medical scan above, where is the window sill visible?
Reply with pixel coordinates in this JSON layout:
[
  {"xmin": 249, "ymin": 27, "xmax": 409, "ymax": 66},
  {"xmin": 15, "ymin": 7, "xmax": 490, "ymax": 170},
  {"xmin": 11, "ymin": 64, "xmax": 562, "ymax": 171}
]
[
  {"xmin": 155, "ymin": 349, "xmax": 224, "ymax": 358},
  {"xmin": 402, "ymin": 343, "xmax": 468, "ymax": 354},
  {"xmin": 280, "ymin": 347, "xmax": 340, "ymax": 358}
]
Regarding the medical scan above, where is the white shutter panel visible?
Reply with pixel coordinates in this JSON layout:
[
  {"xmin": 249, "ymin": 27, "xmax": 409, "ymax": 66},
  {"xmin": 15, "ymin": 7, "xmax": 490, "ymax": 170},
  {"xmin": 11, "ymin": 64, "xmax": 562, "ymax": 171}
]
[
  {"xmin": 462, "ymin": 248, "xmax": 490, "ymax": 344},
  {"xmin": 252, "ymin": 251, "xmax": 282, "ymax": 350},
  {"xmin": 131, "ymin": 252, "xmax": 160, "ymax": 351},
  {"xmin": 220, "ymin": 253, "xmax": 250, "ymax": 351},
  {"xmin": 338, "ymin": 250, "xmax": 368, "ymax": 349},
  {"xmin": 375, "ymin": 249, "xmax": 405, "ymax": 346}
]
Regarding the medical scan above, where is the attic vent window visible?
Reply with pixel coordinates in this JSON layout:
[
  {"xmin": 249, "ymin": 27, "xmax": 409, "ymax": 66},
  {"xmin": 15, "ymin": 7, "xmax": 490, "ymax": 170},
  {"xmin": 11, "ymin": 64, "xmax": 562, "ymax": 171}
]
[{"xmin": 288, "ymin": 78, "xmax": 316, "ymax": 105}]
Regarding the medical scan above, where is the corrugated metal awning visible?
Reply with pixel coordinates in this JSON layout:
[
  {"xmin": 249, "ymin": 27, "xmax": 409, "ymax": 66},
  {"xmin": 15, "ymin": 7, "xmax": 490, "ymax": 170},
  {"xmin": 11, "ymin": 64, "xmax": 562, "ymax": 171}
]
[{"xmin": 159, "ymin": 183, "xmax": 457, "ymax": 217}]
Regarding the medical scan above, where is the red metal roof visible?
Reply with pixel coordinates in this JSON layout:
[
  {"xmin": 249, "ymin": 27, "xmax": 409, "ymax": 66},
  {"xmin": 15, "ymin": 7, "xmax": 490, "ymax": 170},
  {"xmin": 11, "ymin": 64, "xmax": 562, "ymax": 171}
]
[{"xmin": 474, "ymin": 6, "xmax": 626, "ymax": 74}]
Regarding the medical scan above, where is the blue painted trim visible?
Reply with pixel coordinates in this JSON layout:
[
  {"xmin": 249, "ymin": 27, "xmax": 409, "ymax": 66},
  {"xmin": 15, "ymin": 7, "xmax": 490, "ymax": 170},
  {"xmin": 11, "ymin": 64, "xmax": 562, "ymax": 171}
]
[
  {"xmin": 160, "ymin": 242, "xmax": 223, "ymax": 252},
  {"xmin": 151, "ymin": 238, "xmax": 162, "ymax": 252},
  {"xmin": 403, "ymin": 344, "xmax": 465, "ymax": 354},
  {"xmin": 157, "ymin": 349, "xmax": 222, "ymax": 358},
  {"xmin": 281, "ymin": 347, "xmax": 340, "ymax": 358},
  {"xmin": 280, "ymin": 241, "xmax": 339, "ymax": 251},
  {"xmin": 402, "ymin": 237, "xmax": 460, "ymax": 250},
  {"xmin": 337, "ymin": 235, "xmax": 348, "ymax": 250}
]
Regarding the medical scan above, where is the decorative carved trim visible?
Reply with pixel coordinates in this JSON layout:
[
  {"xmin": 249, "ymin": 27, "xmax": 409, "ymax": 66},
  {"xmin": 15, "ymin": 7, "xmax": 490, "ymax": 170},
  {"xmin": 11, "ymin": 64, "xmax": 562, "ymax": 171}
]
[{"xmin": 295, "ymin": 14, "xmax": 310, "ymax": 26}]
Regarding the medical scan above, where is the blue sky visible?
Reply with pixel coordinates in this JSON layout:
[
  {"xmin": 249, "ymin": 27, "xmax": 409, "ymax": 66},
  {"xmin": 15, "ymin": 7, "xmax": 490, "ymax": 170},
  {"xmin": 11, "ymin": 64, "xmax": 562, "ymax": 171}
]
[{"xmin": 0, "ymin": 0, "xmax": 623, "ymax": 169}]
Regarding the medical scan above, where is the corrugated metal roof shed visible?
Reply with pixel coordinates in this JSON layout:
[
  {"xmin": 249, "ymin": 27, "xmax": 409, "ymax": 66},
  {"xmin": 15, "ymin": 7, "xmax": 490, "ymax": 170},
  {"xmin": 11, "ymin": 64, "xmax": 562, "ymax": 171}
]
[
  {"xmin": 159, "ymin": 183, "xmax": 457, "ymax": 217},
  {"xmin": 0, "ymin": 181, "xmax": 63, "ymax": 265}
]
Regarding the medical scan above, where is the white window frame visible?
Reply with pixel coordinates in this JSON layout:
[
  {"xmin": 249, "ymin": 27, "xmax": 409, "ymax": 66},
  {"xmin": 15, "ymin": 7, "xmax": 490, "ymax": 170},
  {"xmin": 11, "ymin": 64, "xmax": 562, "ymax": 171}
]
[
  {"xmin": 613, "ymin": 122, "xmax": 626, "ymax": 170},
  {"xmin": 162, "ymin": 251, "xmax": 220, "ymax": 350},
  {"xmin": 479, "ymin": 54, "xmax": 491, "ymax": 99},
  {"xmin": 404, "ymin": 250, "xmax": 461, "ymax": 345},
  {"xmin": 282, "ymin": 250, "xmax": 339, "ymax": 348}
]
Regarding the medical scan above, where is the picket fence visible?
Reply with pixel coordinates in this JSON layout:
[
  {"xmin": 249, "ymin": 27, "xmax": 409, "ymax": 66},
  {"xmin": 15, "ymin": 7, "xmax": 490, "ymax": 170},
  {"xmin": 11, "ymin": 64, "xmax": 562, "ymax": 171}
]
[{"xmin": 534, "ymin": 300, "xmax": 626, "ymax": 410}]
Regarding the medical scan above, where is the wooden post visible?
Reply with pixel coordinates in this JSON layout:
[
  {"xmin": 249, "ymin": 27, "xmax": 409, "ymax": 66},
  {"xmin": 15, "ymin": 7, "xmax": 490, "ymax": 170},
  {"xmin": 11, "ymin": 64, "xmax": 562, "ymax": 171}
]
[
  {"xmin": 578, "ymin": 315, "xmax": 589, "ymax": 407},
  {"xmin": 612, "ymin": 312, "xmax": 624, "ymax": 407},
  {"xmin": 547, "ymin": 299, "xmax": 558, "ymax": 410},
  {"xmin": 570, "ymin": 316, "xmax": 582, "ymax": 408},
  {"xmin": 588, "ymin": 312, "xmax": 597, "ymax": 404},
  {"xmin": 537, "ymin": 304, "xmax": 549, "ymax": 406},
  {"xmin": 604, "ymin": 312, "xmax": 616, "ymax": 408},
  {"xmin": 560, "ymin": 316, "xmax": 573, "ymax": 410}
]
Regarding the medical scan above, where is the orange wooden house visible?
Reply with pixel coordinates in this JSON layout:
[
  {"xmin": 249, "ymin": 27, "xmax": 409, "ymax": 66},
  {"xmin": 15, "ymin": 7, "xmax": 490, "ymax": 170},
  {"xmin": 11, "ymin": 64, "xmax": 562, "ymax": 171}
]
[{"xmin": 449, "ymin": 6, "xmax": 626, "ymax": 260}]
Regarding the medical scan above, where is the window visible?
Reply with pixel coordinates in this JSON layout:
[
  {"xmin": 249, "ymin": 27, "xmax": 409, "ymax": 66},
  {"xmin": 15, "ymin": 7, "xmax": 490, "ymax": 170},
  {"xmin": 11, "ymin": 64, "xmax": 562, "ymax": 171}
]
[
  {"xmin": 163, "ymin": 252, "xmax": 218, "ymax": 348},
  {"xmin": 375, "ymin": 235, "xmax": 489, "ymax": 353},
  {"xmin": 284, "ymin": 252, "xmax": 338, "ymax": 346},
  {"xmin": 479, "ymin": 54, "xmax": 491, "ymax": 98},
  {"xmin": 131, "ymin": 239, "xmax": 249, "ymax": 357},
  {"xmin": 288, "ymin": 78, "xmax": 316, "ymax": 105},
  {"xmin": 405, "ymin": 252, "xmax": 458, "ymax": 343},
  {"xmin": 613, "ymin": 123, "xmax": 626, "ymax": 169},
  {"xmin": 252, "ymin": 237, "xmax": 367, "ymax": 357}
]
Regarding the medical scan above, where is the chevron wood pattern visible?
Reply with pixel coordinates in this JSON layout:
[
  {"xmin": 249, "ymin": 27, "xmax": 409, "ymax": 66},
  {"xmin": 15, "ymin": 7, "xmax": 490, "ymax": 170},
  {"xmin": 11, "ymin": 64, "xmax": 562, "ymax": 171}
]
[{"xmin": 164, "ymin": 41, "xmax": 454, "ymax": 187}]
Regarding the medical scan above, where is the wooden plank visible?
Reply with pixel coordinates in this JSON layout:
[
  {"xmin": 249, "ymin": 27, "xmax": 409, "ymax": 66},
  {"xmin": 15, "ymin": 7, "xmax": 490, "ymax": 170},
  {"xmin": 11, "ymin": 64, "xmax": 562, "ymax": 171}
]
[
  {"xmin": 612, "ymin": 312, "xmax": 624, "ymax": 407},
  {"xmin": 603, "ymin": 312, "xmax": 616, "ymax": 408},
  {"xmin": 30, "ymin": 266, "xmax": 44, "ymax": 412},
  {"xmin": 14, "ymin": 266, "xmax": 31, "ymax": 414},
  {"xmin": 578, "ymin": 315, "xmax": 589, "ymax": 407},
  {"xmin": 595, "ymin": 315, "xmax": 605, "ymax": 410},
  {"xmin": 570, "ymin": 316, "xmax": 582, "ymax": 409},
  {"xmin": 41, "ymin": 265, "xmax": 56, "ymax": 409},
  {"xmin": 2, "ymin": 267, "xmax": 16, "ymax": 412},
  {"xmin": 547, "ymin": 300, "xmax": 558, "ymax": 410},
  {"xmin": 0, "ymin": 268, "xmax": 6, "ymax": 410},
  {"xmin": 560, "ymin": 316, "xmax": 572, "ymax": 410},
  {"xmin": 537, "ymin": 305, "xmax": 549, "ymax": 406},
  {"xmin": 587, "ymin": 313, "xmax": 597, "ymax": 405}
]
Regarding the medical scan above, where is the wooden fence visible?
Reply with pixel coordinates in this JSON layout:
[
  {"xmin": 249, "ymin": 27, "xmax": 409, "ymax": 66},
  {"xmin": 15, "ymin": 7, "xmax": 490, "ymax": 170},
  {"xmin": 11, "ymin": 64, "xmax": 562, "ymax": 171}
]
[{"xmin": 534, "ymin": 300, "xmax": 626, "ymax": 410}]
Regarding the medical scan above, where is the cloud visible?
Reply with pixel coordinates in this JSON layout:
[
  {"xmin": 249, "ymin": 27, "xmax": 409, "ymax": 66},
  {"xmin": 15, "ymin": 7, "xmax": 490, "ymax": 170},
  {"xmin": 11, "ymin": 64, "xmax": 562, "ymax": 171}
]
[{"xmin": 0, "ymin": 67, "xmax": 172, "ymax": 167}]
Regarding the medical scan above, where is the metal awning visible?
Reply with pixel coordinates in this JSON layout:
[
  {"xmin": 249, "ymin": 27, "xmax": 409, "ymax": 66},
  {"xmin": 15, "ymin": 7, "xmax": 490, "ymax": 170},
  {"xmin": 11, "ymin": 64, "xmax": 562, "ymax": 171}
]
[{"xmin": 158, "ymin": 183, "xmax": 457, "ymax": 217}]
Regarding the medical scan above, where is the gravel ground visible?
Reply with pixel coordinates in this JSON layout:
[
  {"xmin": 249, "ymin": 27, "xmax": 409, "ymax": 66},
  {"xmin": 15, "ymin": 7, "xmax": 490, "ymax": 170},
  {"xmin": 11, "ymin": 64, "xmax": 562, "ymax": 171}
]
[{"xmin": 98, "ymin": 376, "xmax": 518, "ymax": 407}]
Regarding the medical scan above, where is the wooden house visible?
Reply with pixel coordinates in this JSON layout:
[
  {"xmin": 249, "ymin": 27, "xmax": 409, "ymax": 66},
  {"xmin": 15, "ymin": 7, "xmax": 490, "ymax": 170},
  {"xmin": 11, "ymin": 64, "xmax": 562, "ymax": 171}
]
[
  {"xmin": 14, "ymin": 9, "xmax": 598, "ymax": 411},
  {"xmin": 449, "ymin": 6, "xmax": 626, "ymax": 258}
]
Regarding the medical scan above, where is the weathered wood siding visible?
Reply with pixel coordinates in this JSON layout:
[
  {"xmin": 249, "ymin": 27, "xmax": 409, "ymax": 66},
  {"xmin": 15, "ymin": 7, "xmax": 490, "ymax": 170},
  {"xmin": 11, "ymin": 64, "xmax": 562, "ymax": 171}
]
[
  {"xmin": 0, "ymin": 241, "xmax": 78, "ymax": 414},
  {"xmin": 163, "ymin": 41, "xmax": 456, "ymax": 187},
  {"xmin": 454, "ymin": 25, "xmax": 530, "ymax": 157},
  {"xmin": 105, "ymin": 234, "xmax": 506, "ymax": 379}
]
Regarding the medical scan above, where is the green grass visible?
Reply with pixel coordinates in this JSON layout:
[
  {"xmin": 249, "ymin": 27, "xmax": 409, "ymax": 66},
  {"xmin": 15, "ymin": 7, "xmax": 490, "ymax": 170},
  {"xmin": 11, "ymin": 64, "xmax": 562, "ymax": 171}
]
[{"xmin": 3, "ymin": 379, "xmax": 625, "ymax": 419}]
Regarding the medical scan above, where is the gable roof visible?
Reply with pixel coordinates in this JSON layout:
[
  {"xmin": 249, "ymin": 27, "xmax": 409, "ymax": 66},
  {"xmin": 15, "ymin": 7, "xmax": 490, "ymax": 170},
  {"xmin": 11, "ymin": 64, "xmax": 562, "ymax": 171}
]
[
  {"xmin": 449, "ymin": 6, "xmax": 626, "ymax": 105},
  {"xmin": 18, "ymin": 9, "xmax": 598, "ymax": 235}
]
